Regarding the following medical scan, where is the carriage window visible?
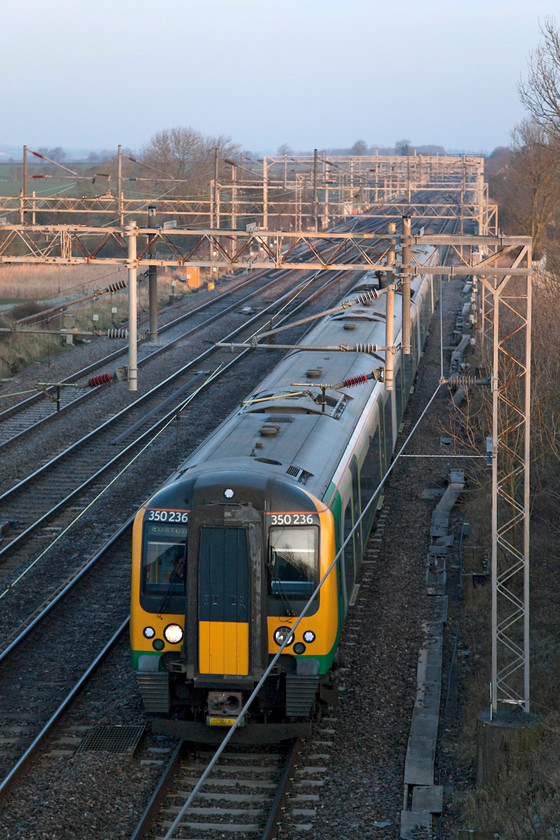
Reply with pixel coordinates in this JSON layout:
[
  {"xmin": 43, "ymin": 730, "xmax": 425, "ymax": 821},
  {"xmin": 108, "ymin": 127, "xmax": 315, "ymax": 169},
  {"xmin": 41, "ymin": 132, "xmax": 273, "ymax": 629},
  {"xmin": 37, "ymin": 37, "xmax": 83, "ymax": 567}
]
[
  {"xmin": 269, "ymin": 527, "xmax": 318, "ymax": 596},
  {"xmin": 142, "ymin": 522, "xmax": 187, "ymax": 594}
]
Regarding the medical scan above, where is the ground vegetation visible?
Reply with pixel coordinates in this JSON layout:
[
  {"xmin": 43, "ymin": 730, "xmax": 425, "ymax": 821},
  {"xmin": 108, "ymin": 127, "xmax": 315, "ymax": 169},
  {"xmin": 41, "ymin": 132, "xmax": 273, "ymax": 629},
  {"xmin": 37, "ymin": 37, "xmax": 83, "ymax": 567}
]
[{"xmin": 450, "ymin": 17, "xmax": 560, "ymax": 837}]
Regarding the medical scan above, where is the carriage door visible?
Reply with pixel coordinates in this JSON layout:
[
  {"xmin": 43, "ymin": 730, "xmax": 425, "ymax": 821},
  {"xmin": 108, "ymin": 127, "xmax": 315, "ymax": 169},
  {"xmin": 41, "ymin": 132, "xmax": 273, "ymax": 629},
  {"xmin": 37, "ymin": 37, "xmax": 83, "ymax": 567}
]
[{"xmin": 186, "ymin": 504, "xmax": 265, "ymax": 679}]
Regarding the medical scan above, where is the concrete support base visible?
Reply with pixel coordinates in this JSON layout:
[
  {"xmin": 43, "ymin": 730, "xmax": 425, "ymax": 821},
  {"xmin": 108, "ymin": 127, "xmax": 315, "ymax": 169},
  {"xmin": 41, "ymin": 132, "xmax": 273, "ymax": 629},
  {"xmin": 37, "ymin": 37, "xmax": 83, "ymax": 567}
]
[{"xmin": 476, "ymin": 709, "xmax": 542, "ymax": 787}]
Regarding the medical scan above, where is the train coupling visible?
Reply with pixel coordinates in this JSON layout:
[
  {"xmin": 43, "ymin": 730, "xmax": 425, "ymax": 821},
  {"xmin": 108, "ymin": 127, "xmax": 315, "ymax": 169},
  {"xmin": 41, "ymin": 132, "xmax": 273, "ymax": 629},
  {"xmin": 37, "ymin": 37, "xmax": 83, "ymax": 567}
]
[{"xmin": 206, "ymin": 691, "xmax": 245, "ymax": 727}]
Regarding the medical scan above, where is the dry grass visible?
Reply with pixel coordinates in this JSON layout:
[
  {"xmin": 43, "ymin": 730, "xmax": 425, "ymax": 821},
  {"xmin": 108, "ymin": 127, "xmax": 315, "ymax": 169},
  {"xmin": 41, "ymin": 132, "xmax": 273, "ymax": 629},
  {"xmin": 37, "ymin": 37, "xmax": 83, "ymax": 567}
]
[
  {"xmin": 0, "ymin": 264, "xmax": 189, "ymax": 377},
  {"xmin": 0, "ymin": 330, "xmax": 63, "ymax": 379},
  {"xmin": 0, "ymin": 263, "xmax": 128, "ymax": 301},
  {"xmin": 451, "ymin": 459, "xmax": 560, "ymax": 836},
  {"xmin": 0, "ymin": 263, "xmax": 194, "ymax": 301},
  {"xmin": 460, "ymin": 721, "xmax": 560, "ymax": 837}
]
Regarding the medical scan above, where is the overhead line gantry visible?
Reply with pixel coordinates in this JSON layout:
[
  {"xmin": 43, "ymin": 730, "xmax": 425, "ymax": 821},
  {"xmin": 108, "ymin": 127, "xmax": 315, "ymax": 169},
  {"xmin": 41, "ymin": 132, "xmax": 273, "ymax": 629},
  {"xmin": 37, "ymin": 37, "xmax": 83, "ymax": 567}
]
[{"xmin": 0, "ymin": 154, "xmax": 533, "ymax": 740}]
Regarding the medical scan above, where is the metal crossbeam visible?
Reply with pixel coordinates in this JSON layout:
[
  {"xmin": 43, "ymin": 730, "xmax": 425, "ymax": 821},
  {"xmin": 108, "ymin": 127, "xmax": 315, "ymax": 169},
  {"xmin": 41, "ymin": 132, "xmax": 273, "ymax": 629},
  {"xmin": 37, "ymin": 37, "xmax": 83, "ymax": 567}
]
[
  {"xmin": 4, "ymin": 150, "xmax": 486, "ymax": 231},
  {"xmin": 0, "ymin": 224, "xmax": 530, "ymax": 273}
]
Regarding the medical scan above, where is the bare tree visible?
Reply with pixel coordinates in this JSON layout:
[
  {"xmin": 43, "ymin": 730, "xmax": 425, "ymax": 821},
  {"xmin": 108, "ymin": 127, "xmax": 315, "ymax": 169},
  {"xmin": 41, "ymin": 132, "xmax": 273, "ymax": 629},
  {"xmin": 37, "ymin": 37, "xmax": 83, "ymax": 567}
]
[
  {"xmin": 350, "ymin": 139, "xmax": 368, "ymax": 156},
  {"xmin": 488, "ymin": 120, "xmax": 560, "ymax": 258},
  {"xmin": 395, "ymin": 139, "xmax": 413, "ymax": 155},
  {"xmin": 140, "ymin": 126, "xmax": 241, "ymax": 197},
  {"xmin": 519, "ymin": 16, "xmax": 560, "ymax": 140}
]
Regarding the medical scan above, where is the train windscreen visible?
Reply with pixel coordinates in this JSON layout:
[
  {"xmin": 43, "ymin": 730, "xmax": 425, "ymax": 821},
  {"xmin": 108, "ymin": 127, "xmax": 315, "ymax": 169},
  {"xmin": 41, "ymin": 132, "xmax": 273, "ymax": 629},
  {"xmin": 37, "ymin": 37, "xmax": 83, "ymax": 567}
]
[
  {"xmin": 141, "ymin": 521, "xmax": 187, "ymax": 612},
  {"xmin": 268, "ymin": 527, "xmax": 319, "ymax": 615}
]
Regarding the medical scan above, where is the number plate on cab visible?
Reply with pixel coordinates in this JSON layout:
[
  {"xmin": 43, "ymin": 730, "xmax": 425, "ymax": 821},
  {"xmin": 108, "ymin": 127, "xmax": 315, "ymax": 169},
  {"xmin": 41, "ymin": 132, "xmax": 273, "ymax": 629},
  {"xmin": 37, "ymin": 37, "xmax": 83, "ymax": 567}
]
[{"xmin": 268, "ymin": 512, "xmax": 319, "ymax": 526}]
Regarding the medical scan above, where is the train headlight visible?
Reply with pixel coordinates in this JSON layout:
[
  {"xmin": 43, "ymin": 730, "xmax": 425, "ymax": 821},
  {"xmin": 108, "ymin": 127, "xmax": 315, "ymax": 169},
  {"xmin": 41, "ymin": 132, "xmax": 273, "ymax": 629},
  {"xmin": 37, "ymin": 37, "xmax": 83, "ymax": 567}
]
[
  {"xmin": 143, "ymin": 626, "xmax": 156, "ymax": 639},
  {"xmin": 293, "ymin": 642, "xmax": 306, "ymax": 654},
  {"xmin": 153, "ymin": 639, "xmax": 164, "ymax": 651},
  {"xmin": 164, "ymin": 624, "xmax": 183, "ymax": 644},
  {"xmin": 303, "ymin": 630, "xmax": 315, "ymax": 643},
  {"xmin": 274, "ymin": 626, "xmax": 294, "ymax": 646}
]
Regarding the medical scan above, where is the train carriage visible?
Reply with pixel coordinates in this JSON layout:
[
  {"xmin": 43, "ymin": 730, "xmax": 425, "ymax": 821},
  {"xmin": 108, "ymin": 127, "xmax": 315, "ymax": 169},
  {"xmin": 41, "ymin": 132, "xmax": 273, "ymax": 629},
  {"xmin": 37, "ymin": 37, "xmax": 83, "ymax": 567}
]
[{"xmin": 130, "ymin": 246, "xmax": 439, "ymax": 742}]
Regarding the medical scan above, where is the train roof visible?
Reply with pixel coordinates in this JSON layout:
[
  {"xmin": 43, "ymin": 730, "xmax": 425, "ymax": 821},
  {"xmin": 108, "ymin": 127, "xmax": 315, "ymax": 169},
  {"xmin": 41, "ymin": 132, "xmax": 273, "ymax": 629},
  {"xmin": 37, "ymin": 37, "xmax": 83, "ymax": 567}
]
[{"xmin": 166, "ymin": 258, "xmax": 436, "ymax": 504}]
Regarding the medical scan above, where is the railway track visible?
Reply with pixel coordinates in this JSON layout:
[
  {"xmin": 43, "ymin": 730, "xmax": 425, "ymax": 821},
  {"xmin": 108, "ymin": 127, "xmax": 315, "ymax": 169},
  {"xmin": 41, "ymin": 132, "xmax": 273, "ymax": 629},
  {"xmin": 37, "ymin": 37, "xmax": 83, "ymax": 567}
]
[
  {"xmin": 0, "ymin": 198, "xmax": 470, "ymax": 839},
  {"xmin": 130, "ymin": 740, "xmax": 301, "ymax": 840},
  {"xmin": 0, "ymin": 266, "xmax": 299, "ymax": 447},
  {"xmin": 0, "ymin": 499, "xmax": 308, "ymax": 834},
  {"xmin": 1, "ymin": 213, "xmax": 409, "ymax": 588},
  {"xmin": 0, "ymin": 216, "xmax": 395, "ymax": 803},
  {"xmin": 0, "ymin": 265, "xmax": 354, "ymax": 563},
  {"xmin": 0, "ymin": 482, "xmax": 322, "ymax": 832},
  {"xmin": 0, "ymin": 487, "xmax": 371, "ymax": 836},
  {"xmin": 0, "ymin": 261, "xmax": 377, "ymax": 709},
  {"xmin": 0, "ymin": 563, "xmax": 129, "ymax": 800}
]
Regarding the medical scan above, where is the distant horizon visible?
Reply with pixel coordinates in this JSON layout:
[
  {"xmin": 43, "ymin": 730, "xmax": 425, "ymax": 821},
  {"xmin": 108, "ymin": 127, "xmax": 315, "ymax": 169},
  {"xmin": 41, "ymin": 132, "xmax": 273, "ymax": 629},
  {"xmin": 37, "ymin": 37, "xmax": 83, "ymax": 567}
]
[
  {"xmin": 0, "ymin": 142, "xmax": 499, "ymax": 163},
  {"xmin": 2, "ymin": 1, "xmax": 554, "ymax": 158}
]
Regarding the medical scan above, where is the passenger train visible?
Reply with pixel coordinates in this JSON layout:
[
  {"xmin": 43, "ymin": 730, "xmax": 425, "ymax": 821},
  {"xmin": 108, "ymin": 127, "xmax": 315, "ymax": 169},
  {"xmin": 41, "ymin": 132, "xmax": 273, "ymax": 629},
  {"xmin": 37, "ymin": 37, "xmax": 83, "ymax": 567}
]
[{"xmin": 130, "ymin": 245, "xmax": 440, "ymax": 742}]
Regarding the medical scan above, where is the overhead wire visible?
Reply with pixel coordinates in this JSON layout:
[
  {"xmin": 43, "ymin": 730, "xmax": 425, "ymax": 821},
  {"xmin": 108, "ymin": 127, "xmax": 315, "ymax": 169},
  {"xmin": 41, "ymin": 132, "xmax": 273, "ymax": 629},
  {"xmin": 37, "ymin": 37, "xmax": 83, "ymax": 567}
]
[
  {"xmin": 161, "ymin": 379, "xmax": 444, "ymax": 840},
  {"xmin": 0, "ymin": 364, "xmax": 223, "ymax": 602}
]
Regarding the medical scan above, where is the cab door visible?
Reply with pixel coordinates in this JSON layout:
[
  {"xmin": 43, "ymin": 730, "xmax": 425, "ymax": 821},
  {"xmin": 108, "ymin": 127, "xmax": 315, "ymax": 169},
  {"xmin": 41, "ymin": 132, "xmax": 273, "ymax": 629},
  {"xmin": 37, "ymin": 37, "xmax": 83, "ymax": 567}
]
[
  {"xmin": 198, "ymin": 525, "xmax": 249, "ymax": 675},
  {"xmin": 185, "ymin": 504, "xmax": 267, "ymax": 681}
]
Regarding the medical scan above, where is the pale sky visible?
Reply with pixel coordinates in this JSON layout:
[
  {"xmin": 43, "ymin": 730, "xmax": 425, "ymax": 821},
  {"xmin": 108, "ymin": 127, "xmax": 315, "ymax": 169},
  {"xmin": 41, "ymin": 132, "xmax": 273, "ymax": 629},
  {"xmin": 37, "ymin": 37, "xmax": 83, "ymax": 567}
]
[{"xmin": 1, "ymin": 0, "xmax": 556, "ymax": 156}]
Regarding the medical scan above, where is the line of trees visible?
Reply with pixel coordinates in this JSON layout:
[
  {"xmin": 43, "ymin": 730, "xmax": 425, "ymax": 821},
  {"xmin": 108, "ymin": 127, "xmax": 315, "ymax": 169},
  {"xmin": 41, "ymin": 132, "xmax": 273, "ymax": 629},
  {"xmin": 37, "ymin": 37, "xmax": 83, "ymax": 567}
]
[
  {"xmin": 484, "ymin": 17, "xmax": 560, "ymax": 532},
  {"xmin": 487, "ymin": 17, "xmax": 560, "ymax": 267}
]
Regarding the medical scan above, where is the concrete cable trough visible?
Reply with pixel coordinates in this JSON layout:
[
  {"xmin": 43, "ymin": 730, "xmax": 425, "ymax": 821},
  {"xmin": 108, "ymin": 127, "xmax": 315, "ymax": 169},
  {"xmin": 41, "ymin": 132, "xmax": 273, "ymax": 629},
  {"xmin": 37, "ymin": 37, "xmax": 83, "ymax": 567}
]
[{"xmin": 400, "ymin": 469, "xmax": 465, "ymax": 839}]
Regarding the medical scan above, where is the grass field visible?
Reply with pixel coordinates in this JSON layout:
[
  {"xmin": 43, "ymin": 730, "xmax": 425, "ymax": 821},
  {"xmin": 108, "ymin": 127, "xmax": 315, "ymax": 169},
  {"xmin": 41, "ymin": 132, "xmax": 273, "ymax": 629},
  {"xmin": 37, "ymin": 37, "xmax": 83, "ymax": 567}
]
[
  {"xmin": 0, "ymin": 263, "xmax": 128, "ymax": 300},
  {"xmin": 0, "ymin": 161, "xmax": 98, "ymax": 198}
]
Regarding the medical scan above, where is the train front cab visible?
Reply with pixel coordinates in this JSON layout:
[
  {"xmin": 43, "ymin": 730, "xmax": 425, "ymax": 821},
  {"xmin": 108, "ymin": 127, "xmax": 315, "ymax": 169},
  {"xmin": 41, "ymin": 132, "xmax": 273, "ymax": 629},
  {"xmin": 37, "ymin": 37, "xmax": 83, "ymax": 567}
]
[{"xmin": 131, "ymin": 477, "xmax": 339, "ymax": 742}]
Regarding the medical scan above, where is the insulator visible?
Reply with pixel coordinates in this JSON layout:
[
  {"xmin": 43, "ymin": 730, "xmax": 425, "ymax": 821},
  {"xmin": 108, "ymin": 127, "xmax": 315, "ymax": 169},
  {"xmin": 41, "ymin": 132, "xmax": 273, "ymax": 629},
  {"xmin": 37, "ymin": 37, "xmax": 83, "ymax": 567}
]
[
  {"xmin": 339, "ymin": 373, "xmax": 372, "ymax": 389},
  {"xmin": 447, "ymin": 375, "xmax": 478, "ymax": 388},
  {"xmin": 88, "ymin": 373, "xmax": 113, "ymax": 387},
  {"xmin": 106, "ymin": 279, "xmax": 128, "ymax": 293},
  {"xmin": 354, "ymin": 344, "xmax": 380, "ymax": 354},
  {"xmin": 106, "ymin": 328, "xmax": 129, "ymax": 339},
  {"xmin": 355, "ymin": 289, "xmax": 378, "ymax": 304}
]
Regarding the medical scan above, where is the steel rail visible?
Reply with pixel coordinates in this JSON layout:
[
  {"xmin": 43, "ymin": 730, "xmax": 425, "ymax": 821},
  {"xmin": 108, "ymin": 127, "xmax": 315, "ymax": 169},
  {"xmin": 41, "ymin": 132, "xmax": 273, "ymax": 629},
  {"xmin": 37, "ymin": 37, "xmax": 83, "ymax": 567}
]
[
  {"xmin": 128, "ymin": 741, "xmax": 185, "ymax": 840},
  {"xmin": 0, "ymin": 267, "xmax": 348, "ymax": 560},
  {"xmin": 127, "ymin": 739, "xmax": 300, "ymax": 840},
  {"xmin": 0, "ymin": 519, "xmax": 133, "ymax": 661},
  {"xmin": 261, "ymin": 738, "xmax": 301, "ymax": 840},
  {"xmin": 0, "ymin": 267, "xmax": 290, "ymax": 445},
  {"xmin": 0, "ymin": 618, "xmax": 129, "ymax": 800}
]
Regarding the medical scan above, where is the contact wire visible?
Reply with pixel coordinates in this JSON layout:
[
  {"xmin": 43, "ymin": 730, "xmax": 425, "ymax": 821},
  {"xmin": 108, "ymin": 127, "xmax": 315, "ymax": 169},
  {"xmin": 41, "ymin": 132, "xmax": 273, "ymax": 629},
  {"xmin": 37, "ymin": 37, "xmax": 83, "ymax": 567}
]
[{"xmin": 0, "ymin": 365, "xmax": 224, "ymax": 601}]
